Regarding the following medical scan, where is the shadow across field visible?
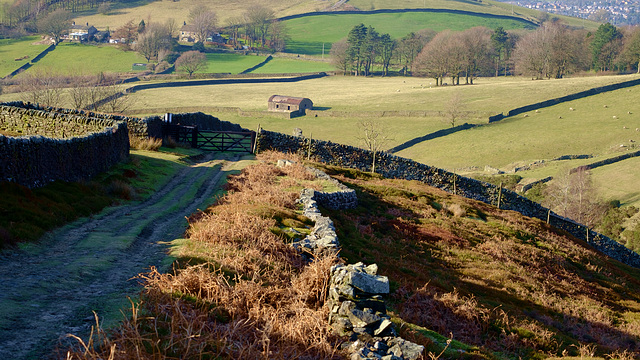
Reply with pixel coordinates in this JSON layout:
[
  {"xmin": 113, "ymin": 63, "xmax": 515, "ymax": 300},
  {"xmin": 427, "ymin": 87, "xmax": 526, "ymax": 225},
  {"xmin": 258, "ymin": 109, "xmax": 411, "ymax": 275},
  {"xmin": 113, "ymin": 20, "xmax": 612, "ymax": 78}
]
[{"xmin": 387, "ymin": 122, "xmax": 477, "ymax": 154}]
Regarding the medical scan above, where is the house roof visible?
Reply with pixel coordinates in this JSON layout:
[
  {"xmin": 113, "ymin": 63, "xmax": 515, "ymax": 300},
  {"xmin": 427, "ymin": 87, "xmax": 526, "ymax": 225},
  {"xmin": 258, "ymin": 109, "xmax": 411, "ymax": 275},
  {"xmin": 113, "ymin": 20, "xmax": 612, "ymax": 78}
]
[
  {"xmin": 180, "ymin": 24, "xmax": 197, "ymax": 33},
  {"xmin": 268, "ymin": 95, "xmax": 311, "ymax": 105},
  {"xmin": 70, "ymin": 23, "xmax": 95, "ymax": 31}
]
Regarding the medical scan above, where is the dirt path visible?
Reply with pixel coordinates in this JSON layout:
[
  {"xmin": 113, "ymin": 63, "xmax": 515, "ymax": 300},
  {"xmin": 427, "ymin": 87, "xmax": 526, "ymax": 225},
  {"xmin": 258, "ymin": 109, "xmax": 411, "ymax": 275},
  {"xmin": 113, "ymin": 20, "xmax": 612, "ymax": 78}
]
[{"xmin": 0, "ymin": 153, "xmax": 247, "ymax": 360}]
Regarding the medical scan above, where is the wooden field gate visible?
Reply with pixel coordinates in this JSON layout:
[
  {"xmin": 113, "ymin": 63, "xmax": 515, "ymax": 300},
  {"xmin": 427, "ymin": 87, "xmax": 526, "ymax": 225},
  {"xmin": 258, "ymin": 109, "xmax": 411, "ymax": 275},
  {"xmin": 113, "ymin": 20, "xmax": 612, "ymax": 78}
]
[{"xmin": 162, "ymin": 124, "xmax": 256, "ymax": 154}]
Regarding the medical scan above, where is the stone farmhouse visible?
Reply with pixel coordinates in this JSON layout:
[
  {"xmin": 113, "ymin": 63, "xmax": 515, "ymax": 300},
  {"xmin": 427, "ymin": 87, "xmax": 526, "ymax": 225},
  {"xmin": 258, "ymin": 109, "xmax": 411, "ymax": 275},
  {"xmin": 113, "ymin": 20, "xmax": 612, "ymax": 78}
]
[
  {"xmin": 69, "ymin": 22, "xmax": 97, "ymax": 42},
  {"xmin": 268, "ymin": 95, "xmax": 313, "ymax": 118},
  {"xmin": 179, "ymin": 23, "xmax": 198, "ymax": 42}
]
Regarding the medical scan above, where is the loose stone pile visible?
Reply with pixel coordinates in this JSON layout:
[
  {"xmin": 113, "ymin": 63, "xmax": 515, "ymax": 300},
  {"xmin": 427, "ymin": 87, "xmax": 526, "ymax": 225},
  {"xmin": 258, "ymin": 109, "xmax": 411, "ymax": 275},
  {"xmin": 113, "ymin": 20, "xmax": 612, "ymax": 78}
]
[{"xmin": 282, "ymin": 160, "xmax": 424, "ymax": 360}]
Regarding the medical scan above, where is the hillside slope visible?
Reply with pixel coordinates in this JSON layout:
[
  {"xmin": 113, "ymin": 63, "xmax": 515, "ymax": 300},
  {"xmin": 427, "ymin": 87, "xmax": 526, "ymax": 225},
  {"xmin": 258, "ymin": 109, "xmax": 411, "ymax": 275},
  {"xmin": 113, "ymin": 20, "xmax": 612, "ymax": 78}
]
[{"xmin": 66, "ymin": 152, "xmax": 640, "ymax": 359}]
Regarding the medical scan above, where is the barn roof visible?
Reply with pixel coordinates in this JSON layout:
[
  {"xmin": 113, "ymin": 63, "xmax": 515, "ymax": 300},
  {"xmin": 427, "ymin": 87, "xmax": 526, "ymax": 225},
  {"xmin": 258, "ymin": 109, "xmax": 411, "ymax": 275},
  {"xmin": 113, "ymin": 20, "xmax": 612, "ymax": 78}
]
[{"xmin": 268, "ymin": 95, "xmax": 310, "ymax": 105}]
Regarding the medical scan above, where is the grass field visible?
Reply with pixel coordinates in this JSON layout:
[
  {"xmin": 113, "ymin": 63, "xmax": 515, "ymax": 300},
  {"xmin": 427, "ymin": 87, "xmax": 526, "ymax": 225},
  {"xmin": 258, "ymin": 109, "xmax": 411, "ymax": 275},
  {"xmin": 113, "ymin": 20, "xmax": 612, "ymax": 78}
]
[
  {"xmin": 18, "ymin": 42, "xmax": 147, "ymax": 76},
  {"xmin": 199, "ymin": 53, "xmax": 267, "ymax": 74},
  {"xmin": 250, "ymin": 57, "xmax": 334, "ymax": 74},
  {"xmin": 112, "ymin": 73, "xmax": 640, "ymax": 206},
  {"xmin": 72, "ymin": 0, "xmax": 323, "ymax": 30},
  {"xmin": 0, "ymin": 36, "xmax": 50, "ymax": 78},
  {"xmin": 395, "ymin": 82, "xmax": 640, "ymax": 169},
  {"xmin": 284, "ymin": 11, "xmax": 534, "ymax": 54},
  {"xmin": 349, "ymin": 0, "xmax": 599, "ymax": 29}
]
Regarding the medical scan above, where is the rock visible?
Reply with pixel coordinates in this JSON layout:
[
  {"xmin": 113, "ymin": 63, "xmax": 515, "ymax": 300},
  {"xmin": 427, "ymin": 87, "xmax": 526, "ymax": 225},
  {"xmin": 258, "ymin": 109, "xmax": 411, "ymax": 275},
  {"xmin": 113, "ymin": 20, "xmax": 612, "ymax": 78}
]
[
  {"xmin": 374, "ymin": 319, "xmax": 394, "ymax": 336},
  {"xmin": 347, "ymin": 271, "xmax": 390, "ymax": 294},
  {"xmin": 387, "ymin": 338, "xmax": 425, "ymax": 360}
]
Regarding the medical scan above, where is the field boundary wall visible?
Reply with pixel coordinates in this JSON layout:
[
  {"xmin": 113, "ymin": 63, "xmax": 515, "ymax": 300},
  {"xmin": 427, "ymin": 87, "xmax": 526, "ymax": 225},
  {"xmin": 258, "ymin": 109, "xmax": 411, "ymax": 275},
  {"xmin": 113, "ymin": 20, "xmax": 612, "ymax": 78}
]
[
  {"xmin": 489, "ymin": 77, "xmax": 640, "ymax": 123},
  {"xmin": 0, "ymin": 103, "xmax": 131, "ymax": 187},
  {"xmin": 3, "ymin": 43, "xmax": 56, "ymax": 79},
  {"xmin": 257, "ymin": 130, "xmax": 640, "ymax": 268},
  {"xmin": 125, "ymin": 72, "xmax": 328, "ymax": 93}
]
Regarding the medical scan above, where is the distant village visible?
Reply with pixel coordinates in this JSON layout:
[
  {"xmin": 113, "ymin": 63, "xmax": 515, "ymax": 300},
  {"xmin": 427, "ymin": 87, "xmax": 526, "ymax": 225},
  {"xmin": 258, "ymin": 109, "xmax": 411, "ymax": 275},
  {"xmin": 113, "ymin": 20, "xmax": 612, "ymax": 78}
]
[{"xmin": 502, "ymin": 0, "xmax": 640, "ymax": 25}]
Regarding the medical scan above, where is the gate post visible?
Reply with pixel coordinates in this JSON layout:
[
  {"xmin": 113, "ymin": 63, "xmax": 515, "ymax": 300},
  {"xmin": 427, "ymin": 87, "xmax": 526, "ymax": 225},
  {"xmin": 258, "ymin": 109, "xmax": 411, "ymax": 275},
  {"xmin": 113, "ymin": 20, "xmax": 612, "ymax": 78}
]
[{"xmin": 191, "ymin": 126, "xmax": 198, "ymax": 148}]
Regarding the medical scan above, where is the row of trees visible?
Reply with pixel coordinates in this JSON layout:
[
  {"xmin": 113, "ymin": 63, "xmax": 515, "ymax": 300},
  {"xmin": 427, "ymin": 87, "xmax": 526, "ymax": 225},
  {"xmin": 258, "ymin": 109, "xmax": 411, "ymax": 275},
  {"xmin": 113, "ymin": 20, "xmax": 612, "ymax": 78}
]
[
  {"xmin": 332, "ymin": 21, "xmax": 640, "ymax": 83},
  {"xmin": 330, "ymin": 25, "xmax": 433, "ymax": 77}
]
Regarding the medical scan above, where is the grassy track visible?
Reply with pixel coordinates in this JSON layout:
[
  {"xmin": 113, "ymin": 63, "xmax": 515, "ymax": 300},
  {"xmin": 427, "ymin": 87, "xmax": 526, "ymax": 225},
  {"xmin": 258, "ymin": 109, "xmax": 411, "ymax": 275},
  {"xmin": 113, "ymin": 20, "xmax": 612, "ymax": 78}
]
[
  {"xmin": 17, "ymin": 42, "xmax": 148, "ymax": 76},
  {"xmin": 284, "ymin": 11, "xmax": 534, "ymax": 54},
  {"xmin": 0, "ymin": 152, "xmax": 250, "ymax": 360},
  {"xmin": 0, "ymin": 36, "xmax": 49, "ymax": 78}
]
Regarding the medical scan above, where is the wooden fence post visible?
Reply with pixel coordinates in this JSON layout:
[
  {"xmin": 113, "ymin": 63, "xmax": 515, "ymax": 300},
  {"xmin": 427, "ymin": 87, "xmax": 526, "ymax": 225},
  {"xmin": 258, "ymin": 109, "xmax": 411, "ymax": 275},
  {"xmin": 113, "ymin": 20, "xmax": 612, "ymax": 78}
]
[
  {"xmin": 497, "ymin": 182, "xmax": 503, "ymax": 209},
  {"xmin": 253, "ymin": 124, "xmax": 261, "ymax": 154},
  {"xmin": 453, "ymin": 174, "xmax": 457, "ymax": 195},
  {"xmin": 547, "ymin": 209, "xmax": 551, "ymax": 224},
  {"xmin": 191, "ymin": 126, "xmax": 198, "ymax": 148}
]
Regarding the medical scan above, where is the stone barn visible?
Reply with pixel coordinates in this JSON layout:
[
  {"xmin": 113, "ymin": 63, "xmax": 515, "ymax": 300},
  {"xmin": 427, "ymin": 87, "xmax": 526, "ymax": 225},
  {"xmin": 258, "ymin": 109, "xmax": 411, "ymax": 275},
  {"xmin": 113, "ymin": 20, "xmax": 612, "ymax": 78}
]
[{"xmin": 268, "ymin": 95, "xmax": 313, "ymax": 118}]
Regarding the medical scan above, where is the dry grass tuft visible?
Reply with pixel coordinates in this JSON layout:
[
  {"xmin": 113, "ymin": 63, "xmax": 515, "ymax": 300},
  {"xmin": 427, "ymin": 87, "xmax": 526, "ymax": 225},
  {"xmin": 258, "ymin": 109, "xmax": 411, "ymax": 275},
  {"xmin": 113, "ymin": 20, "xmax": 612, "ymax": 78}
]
[{"xmin": 129, "ymin": 135, "xmax": 162, "ymax": 151}]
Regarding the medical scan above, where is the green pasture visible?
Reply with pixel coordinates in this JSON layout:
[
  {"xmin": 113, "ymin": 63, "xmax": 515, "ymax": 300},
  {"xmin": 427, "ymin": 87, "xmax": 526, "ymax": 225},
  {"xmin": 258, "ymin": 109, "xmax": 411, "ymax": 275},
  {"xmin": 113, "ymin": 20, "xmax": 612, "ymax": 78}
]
[
  {"xmin": 349, "ymin": 0, "xmax": 598, "ymax": 29},
  {"xmin": 122, "ymin": 74, "xmax": 634, "ymax": 115},
  {"xmin": 199, "ymin": 53, "xmax": 267, "ymax": 74},
  {"xmin": 18, "ymin": 42, "xmax": 147, "ymax": 76},
  {"xmin": 250, "ymin": 57, "xmax": 334, "ymax": 74},
  {"xmin": 0, "ymin": 36, "xmax": 50, "ymax": 78},
  {"xmin": 395, "ymin": 81, "xmax": 640, "ymax": 170},
  {"xmin": 284, "ymin": 11, "xmax": 534, "ymax": 55},
  {"xmin": 591, "ymin": 156, "xmax": 640, "ymax": 206}
]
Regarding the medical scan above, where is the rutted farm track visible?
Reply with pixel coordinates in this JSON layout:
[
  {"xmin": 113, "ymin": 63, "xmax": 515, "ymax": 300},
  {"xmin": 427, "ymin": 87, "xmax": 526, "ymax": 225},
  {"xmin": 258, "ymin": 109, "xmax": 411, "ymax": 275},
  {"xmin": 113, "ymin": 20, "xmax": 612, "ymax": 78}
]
[{"xmin": 0, "ymin": 153, "xmax": 246, "ymax": 360}]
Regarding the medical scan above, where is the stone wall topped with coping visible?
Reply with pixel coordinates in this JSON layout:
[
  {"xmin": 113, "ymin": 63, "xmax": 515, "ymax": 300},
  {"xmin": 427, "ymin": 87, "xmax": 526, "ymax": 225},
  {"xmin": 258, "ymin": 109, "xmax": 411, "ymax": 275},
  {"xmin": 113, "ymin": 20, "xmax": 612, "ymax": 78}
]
[{"xmin": 0, "ymin": 102, "xmax": 132, "ymax": 187}]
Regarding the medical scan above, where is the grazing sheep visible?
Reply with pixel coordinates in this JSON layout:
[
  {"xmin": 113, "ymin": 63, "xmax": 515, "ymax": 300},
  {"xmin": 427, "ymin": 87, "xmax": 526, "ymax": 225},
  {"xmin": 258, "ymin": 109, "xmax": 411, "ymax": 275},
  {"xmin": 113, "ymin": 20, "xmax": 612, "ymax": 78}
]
[
  {"xmin": 569, "ymin": 107, "xmax": 574, "ymax": 111},
  {"xmin": 613, "ymin": 116, "xmax": 618, "ymax": 119},
  {"xmin": 535, "ymin": 110, "xmax": 540, "ymax": 113},
  {"xmin": 558, "ymin": 116, "xmax": 563, "ymax": 119},
  {"xmin": 628, "ymin": 111, "xmax": 633, "ymax": 114},
  {"xmin": 630, "ymin": 139, "xmax": 636, "ymax": 143},
  {"xmin": 636, "ymin": 128, "xmax": 639, "ymax": 131},
  {"xmin": 623, "ymin": 126, "xmax": 628, "ymax": 129},
  {"xmin": 523, "ymin": 114, "xmax": 529, "ymax": 117},
  {"xmin": 604, "ymin": 105, "xmax": 608, "ymax": 108}
]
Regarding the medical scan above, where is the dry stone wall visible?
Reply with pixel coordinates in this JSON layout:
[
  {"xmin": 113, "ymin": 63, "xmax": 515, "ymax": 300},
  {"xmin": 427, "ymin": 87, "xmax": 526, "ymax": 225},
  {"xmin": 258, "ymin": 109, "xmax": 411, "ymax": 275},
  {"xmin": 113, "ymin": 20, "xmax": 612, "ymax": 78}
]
[
  {"xmin": 286, "ymin": 160, "xmax": 424, "ymax": 360},
  {"xmin": 259, "ymin": 130, "xmax": 640, "ymax": 269},
  {"xmin": 0, "ymin": 103, "xmax": 132, "ymax": 187},
  {"xmin": 1, "ymin": 101, "xmax": 164, "ymax": 139}
]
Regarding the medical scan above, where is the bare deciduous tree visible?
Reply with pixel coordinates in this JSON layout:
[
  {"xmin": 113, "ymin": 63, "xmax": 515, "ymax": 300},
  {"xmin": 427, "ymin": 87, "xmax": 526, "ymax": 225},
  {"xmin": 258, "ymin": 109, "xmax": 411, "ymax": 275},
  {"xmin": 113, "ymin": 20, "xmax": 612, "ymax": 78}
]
[
  {"xmin": 357, "ymin": 120, "xmax": 392, "ymax": 174},
  {"xmin": 442, "ymin": 92, "xmax": 465, "ymax": 128},
  {"xmin": 136, "ymin": 23, "xmax": 173, "ymax": 62},
  {"xmin": 244, "ymin": 6, "xmax": 274, "ymax": 48},
  {"xmin": 189, "ymin": 5, "xmax": 217, "ymax": 43},
  {"xmin": 37, "ymin": 8, "xmax": 70, "ymax": 45},
  {"xmin": 545, "ymin": 167, "xmax": 606, "ymax": 227},
  {"xmin": 19, "ymin": 69, "xmax": 64, "ymax": 107},
  {"xmin": 330, "ymin": 38, "xmax": 350, "ymax": 74},
  {"xmin": 175, "ymin": 50, "xmax": 206, "ymax": 77}
]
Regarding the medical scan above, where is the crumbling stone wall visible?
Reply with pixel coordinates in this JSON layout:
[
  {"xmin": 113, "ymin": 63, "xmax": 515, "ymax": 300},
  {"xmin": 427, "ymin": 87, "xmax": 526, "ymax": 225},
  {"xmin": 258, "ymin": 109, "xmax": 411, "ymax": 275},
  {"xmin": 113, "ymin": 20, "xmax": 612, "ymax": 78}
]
[
  {"xmin": 288, "ymin": 161, "xmax": 424, "ymax": 359},
  {"xmin": 259, "ymin": 130, "xmax": 640, "ymax": 269},
  {"xmin": 0, "ymin": 103, "xmax": 131, "ymax": 187}
]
